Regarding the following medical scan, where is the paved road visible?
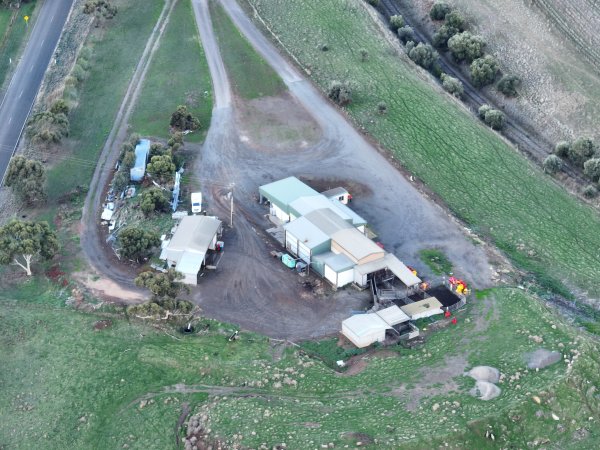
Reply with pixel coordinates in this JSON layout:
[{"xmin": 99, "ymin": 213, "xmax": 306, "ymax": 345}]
[{"xmin": 0, "ymin": 0, "xmax": 74, "ymax": 184}]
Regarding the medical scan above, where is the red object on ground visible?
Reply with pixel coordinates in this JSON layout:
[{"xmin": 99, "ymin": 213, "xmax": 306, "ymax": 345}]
[
  {"xmin": 376, "ymin": 242, "xmax": 384, "ymax": 249},
  {"xmin": 449, "ymin": 276, "xmax": 457, "ymax": 285},
  {"xmin": 451, "ymin": 317, "xmax": 457, "ymax": 325},
  {"xmin": 445, "ymin": 310, "xmax": 451, "ymax": 318}
]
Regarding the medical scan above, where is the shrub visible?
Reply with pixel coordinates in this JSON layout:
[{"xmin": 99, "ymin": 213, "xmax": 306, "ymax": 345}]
[
  {"xmin": 50, "ymin": 100, "xmax": 69, "ymax": 116},
  {"xmin": 497, "ymin": 74, "xmax": 521, "ymax": 97},
  {"xmin": 118, "ymin": 227, "xmax": 160, "ymax": 262},
  {"xmin": 4, "ymin": 156, "xmax": 46, "ymax": 205},
  {"xmin": 149, "ymin": 143, "xmax": 167, "ymax": 159},
  {"xmin": 430, "ymin": 2, "xmax": 451, "ymax": 20},
  {"xmin": 147, "ymin": 154, "xmax": 176, "ymax": 184},
  {"xmin": 408, "ymin": 43, "xmax": 438, "ymax": 70},
  {"xmin": 140, "ymin": 188, "xmax": 170, "ymax": 216},
  {"xmin": 543, "ymin": 155, "xmax": 562, "ymax": 174},
  {"xmin": 432, "ymin": 24, "xmax": 459, "ymax": 48},
  {"xmin": 377, "ymin": 101, "xmax": 388, "ymax": 114},
  {"xmin": 26, "ymin": 111, "xmax": 69, "ymax": 144},
  {"xmin": 478, "ymin": 104, "xmax": 505, "ymax": 130},
  {"xmin": 448, "ymin": 32, "xmax": 485, "ymax": 62},
  {"xmin": 359, "ymin": 48, "xmax": 369, "ymax": 62},
  {"xmin": 170, "ymin": 105, "xmax": 200, "ymax": 131},
  {"xmin": 397, "ymin": 26, "xmax": 415, "ymax": 44},
  {"xmin": 365, "ymin": 0, "xmax": 379, "ymax": 6},
  {"xmin": 583, "ymin": 158, "xmax": 600, "ymax": 181},
  {"xmin": 445, "ymin": 10, "xmax": 466, "ymax": 30},
  {"xmin": 71, "ymin": 64, "xmax": 86, "ymax": 82},
  {"xmin": 112, "ymin": 170, "xmax": 129, "ymax": 192},
  {"xmin": 569, "ymin": 137, "xmax": 595, "ymax": 167},
  {"xmin": 582, "ymin": 185, "xmax": 598, "ymax": 198},
  {"xmin": 554, "ymin": 141, "xmax": 571, "ymax": 158},
  {"xmin": 328, "ymin": 81, "xmax": 352, "ymax": 106},
  {"xmin": 121, "ymin": 150, "xmax": 136, "ymax": 170},
  {"xmin": 470, "ymin": 55, "xmax": 499, "ymax": 87},
  {"xmin": 441, "ymin": 73, "xmax": 464, "ymax": 97},
  {"xmin": 389, "ymin": 14, "xmax": 404, "ymax": 31}
]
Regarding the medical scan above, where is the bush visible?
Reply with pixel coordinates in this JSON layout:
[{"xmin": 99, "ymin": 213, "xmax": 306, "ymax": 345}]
[
  {"xmin": 569, "ymin": 137, "xmax": 595, "ymax": 167},
  {"xmin": 170, "ymin": 105, "xmax": 200, "ymax": 132},
  {"xmin": 582, "ymin": 185, "xmax": 598, "ymax": 198},
  {"xmin": 408, "ymin": 43, "xmax": 438, "ymax": 70},
  {"xmin": 118, "ymin": 227, "xmax": 160, "ymax": 262},
  {"xmin": 470, "ymin": 55, "xmax": 499, "ymax": 87},
  {"xmin": 441, "ymin": 73, "xmax": 464, "ymax": 97},
  {"xmin": 397, "ymin": 26, "xmax": 415, "ymax": 44},
  {"xmin": 583, "ymin": 158, "xmax": 600, "ymax": 182},
  {"xmin": 149, "ymin": 143, "xmax": 167, "ymax": 159},
  {"xmin": 112, "ymin": 170, "xmax": 129, "ymax": 192},
  {"xmin": 365, "ymin": 0, "xmax": 379, "ymax": 6},
  {"xmin": 359, "ymin": 48, "xmax": 369, "ymax": 62},
  {"xmin": 543, "ymin": 155, "xmax": 562, "ymax": 174},
  {"xmin": 448, "ymin": 32, "xmax": 485, "ymax": 62},
  {"xmin": 430, "ymin": 1, "xmax": 451, "ymax": 20},
  {"xmin": 478, "ymin": 104, "xmax": 505, "ymax": 130},
  {"xmin": 497, "ymin": 74, "xmax": 521, "ymax": 97},
  {"xmin": 389, "ymin": 14, "xmax": 404, "ymax": 31},
  {"xmin": 432, "ymin": 24, "xmax": 459, "ymax": 48},
  {"xmin": 140, "ymin": 188, "xmax": 170, "ymax": 216},
  {"xmin": 445, "ymin": 10, "xmax": 466, "ymax": 30},
  {"xmin": 50, "ymin": 100, "xmax": 69, "ymax": 116},
  {"xmin": 26, "ymin": 111, "xmax": 69, "ymax": 144},
  {"xmin": 554, "ymin": 141, "xmax": 571, "ymax": 158},
  {"xmin": 377, "ymin": 101, "xmax": 388, "ymax": 114},
  {"xmin": 147, "ymin": 154, "xmax": 176, "ymax": 184},
  {"xmin": 4, "ymin": 156, "xmax": 46, "ymax": 205},
  {"xmin": 328, "ymin": 81, "xmax": 352, "ymax": 106},
  {"xmin": 121, "ymin": 150, "xmax": 136, "ymax": 170}
]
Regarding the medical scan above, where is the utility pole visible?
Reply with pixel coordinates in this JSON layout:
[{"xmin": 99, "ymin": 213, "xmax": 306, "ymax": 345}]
[{"xmin": 229, "ymin": 184, "xmax": 234, "ymax": 228}]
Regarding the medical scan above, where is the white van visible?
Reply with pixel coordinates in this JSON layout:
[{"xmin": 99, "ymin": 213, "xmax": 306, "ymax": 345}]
[{"xmin": 191, "ymin": 192, "xmax": 202, "ymax": 213}]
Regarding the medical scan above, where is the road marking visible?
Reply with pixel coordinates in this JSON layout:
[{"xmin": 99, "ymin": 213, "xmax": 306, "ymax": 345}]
[
  {"xmin": 50, "ymin": 13, "xmax": 55, "ymax": 22},
  {"xmin": 8, "ymin": 116, "xmax": 12, "ymax": 124},
  {"xmin": 40, "ymin": 38, "xmax": 45, "ymax": 47},
  {"xmin": 29, "ymin": 64, "xmax": 34, "ymax": 72},
  {"xmin": 18, "ymin": 90, "xmax": 23, "ymax": 98}
]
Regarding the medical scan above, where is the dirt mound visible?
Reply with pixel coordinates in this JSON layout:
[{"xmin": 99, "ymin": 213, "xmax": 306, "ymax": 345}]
[
  {"xmin": 467, "ymin": 366, "xmax": 500, "ymax": 383},
  {"xmin": 526, "ymin": 348, "xmax": 562, "ymax": 369},
  {"xmin": 470, "ymin": 380, "xmax": 501, "ymax": 401},
  {"xmin": 93, "ymin": 319, "xmax": 112, "ymax": 330}
]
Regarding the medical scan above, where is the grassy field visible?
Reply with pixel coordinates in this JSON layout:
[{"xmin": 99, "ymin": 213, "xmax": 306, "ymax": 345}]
[
  {"xmin": 45, "ymin": 0, "xmax": 165, "ymax": 202},
  {"xmin": 129, "ymin": 0, "xmax": 212, "ymax": 142},
  {"xmin": 243, "ymin": 0, "xmax": 600, "ymax": 299},
  {"xmin": 0, "ymin": 1, "xmax": 37, "ymax": 89},
  {"xmin": 1, "ymin": 283, "xmax": 598, "ymax": 448},
  {"xmin": 210, "ymin": 0, "xmax": 285, "ymax": 99}
]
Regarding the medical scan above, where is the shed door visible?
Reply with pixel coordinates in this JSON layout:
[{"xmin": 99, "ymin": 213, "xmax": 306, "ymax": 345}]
[
  {"xmin": 297, "ymin": 241, "xmax": 311, "ymax": 263},
  {"xmin": 285, "ymin": 233, "xmax": 298, "ymax": 256},
  {"xmin": 337, "ymin": 269, "xmax": 354, "ymax": 287},
  {"xmin": 324, "ymin": 264, "xmax": 338, "ymax": 286}
]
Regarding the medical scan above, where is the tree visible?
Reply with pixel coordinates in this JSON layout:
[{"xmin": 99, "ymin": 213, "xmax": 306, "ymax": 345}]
[
  {"xmin": 112, "ymin": 169, "xmax": 129, "ymax": 192},
  {"xmin": 397, "ymin": 26, "xmax": 414, "ymax": 44},
  {"xmin": 83, "ymin": 0, "xmax": 117, "ymax": 27},
  {"xmin": 167, "ymin": 132, "xmax": 184, "ymax": 152},
  {"xmin": 121, "ymin": 150, "xmax": 136, "ymax": 170},
  {"xmin": 365, "ymin": 0, "xmax": 379, "ymax": 6},
  {"xmin": 583, "ymin": 158, "xmax": 600, "ymax": 182},
  {"xmin": 543, "ymin": 155, "xmax": 562, "ymax": 174},
  {"xmin": 448, "ymin": 32, "xmax": 485, "ymax": 62},
  {"xmin": 359, "ymin": 48, "xmax": 369, "ymax": 62},
  {"xmin": 470, "ymin": 55, "xmax": 499, "ymax": 87},
  {"xmin": 497, "ymin": 74, "xmax": 521, "ymax": 97},
  {"xmin": 0, "ymin": 219, "xmax": 58, "ymax": 276},
  {"xmin": 4, "ymin": 156, "xmax": 46, "ymax": 205},
  {"xmin": 118, "ymin": 227, "xmax": 160, "ymax": 262},
  {"xmin": 408, "ymin": 43, "xmax": 438, "ymax": 70},
  {"xmin": 50, "ymin": 99, "xmax": 69, "ymax": 116},
  {"xmin": 478, "ymin": 104, "xmax": 505, "ymax": 130},
  {"xmin": 444, "ymin": 10, "xmax": 466, "ymax": 31},
  {"xmin": 135, "ymin": 269, "xmax": 190, "ymax": 302},
  {"xmin": 26, "ymin": 111, "xmax": 69, "ymax": 144},
  {"xmin": 140, "ymin": 188, "xmax": 170, "ymax": 216},
  {"xmin": 149, "ymin": 143, "xmax": 167, "ymax": 159},
  {"xmin": 130, "ymin": 270, "xmax": 194, "ymax": 321},
  {"xmin": 377, "ymin": 101, "xmax": 388, "ymax": 114},
  {"xmin": 170, "ymin": 105, "xmax": 200, "ymax": 132},
  {"xmin": 433, "ymin": 24, "xmax": 459, "ymax": 49},
  {"xmin": 328, "ymin": 81, "xmax": 352, "ymax": 106},
  {"xmin": 389, "ymin": 15, "xmax": 404, "ymax": 31},
  {"xmin": 430, "ymin": 2, "xmax": 451, "ymax": 20},
  {"xmin": 582, "ymin": 185, "xmax": 597, "ymax": 199},
  {"xmin": 569, "ymin": 137, "xmax": 595, "ymax": 167},
  {"xmin": 146, "ymin": 154, "xmax": 176, "ymax": 184},
  {"xmin": 554, "ymin": 141, "xmax": 571, "ymax": 158},
  {"xmin": 441, "ymin": 73, "xmax": 464, "ymax": 97}
]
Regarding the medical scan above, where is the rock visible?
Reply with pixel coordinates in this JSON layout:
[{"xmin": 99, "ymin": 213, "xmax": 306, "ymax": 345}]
[
  {"xmin": 532, "ymin": 395, "xmax": 541, "ymax": 404},
  {"xmin": 470, "ymin": 381, "xmax": 502, "ymax": 401},
  {"xmin": 552, "ymin": 413, "xmax": 560, "ymax": 421},
  {"xmin": 467, "ymin": 366, "xmax": 500, "ymax": 383},
  {"xmin": 529, "ymin": 335, "xmax": 544, "ymax": 344},
  {"xmin": 526, "ymin": 349, "xmax": 562, "ymax": 369},
  {"xmin": 432, "ymin": 403, "xmax": 440, "ymax": 411}
]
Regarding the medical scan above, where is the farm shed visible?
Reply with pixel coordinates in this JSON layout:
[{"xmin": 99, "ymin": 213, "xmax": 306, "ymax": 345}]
[
  {"xmin": 375, "ymin": 305, "xmax": 410, "ymax": 326},
  {"xmin": 283, "ymin": 216, "xmax": 331, "ymax": 264},
  {"xmin": 161, "ymin": 215, "xmax": 222, "ymax": 285},
  {"xmin": 342, "ymin": 313, "xmax": 391, "ymax": 348},
  {"xmin": 400, "ymin": 297, "xmax": 444, "ymax": 320},
  {"xmin": 331, "ymin": 228, "xmax": 385, "ymax": 265},
  {"xmin": 312, "ymin": 251, "xmax": 355, "ymax": 287},
  {"xmin": 354, "ymin": 253, "xmax": 421, "ymax": 288},
  {"xmin": 321, "ymin": 187, "xmax": 350, "ymax": 204},
  {"xmin": 289, "ymin": 195, "xmax": 367, "ymax": 232},
  {"xmin": 130, "ymin": 139, "xmax": 150, "ymax": 182},
  {"xmin": 259, "ymin": 177, "xmax": 319, "ymax": 222}
]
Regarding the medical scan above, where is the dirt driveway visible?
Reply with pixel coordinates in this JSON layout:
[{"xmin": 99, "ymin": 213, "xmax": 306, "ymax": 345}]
[{"xmin": 186, "ymin": 0, "xmax": 493, "ymax": 339}]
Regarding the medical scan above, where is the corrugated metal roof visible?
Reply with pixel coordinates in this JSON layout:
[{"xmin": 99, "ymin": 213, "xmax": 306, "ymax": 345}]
[
  {"xmin": 130, "ymin": 139, "xmax": 150, "ymax": 181},
  {"xmin": 375, "ymin": 305, "xmax": 410, "ymax": 326},
  {"xmin": 342, "ymin": 313, "xmax": 391, "ymax": 337},
  {"xmin": 304, "ymin": 208, "xmax": 353, "ymax": 236},
  {"xmin": 400, "ymin": 297, "xmax": 443, "ymax": 320},
  {"xmin": 331, "ymin": 228, "xmax": 384, "ymax": 262},
  {"xmin": 176, "ymin": 252, "xmax": 204, "ymax": 275},
  {"xmin": 313, "ymin": 251, "xmax": 354, "ymax": 272},
  {"xmin": 321, "ymin": 187, "xmax": 348, "ymax": 198},
  {"xmin": 258, "ymin": 177, "xmax": 319, "ymax": 214},
  {"xmin": 355, "ymin": 253, "xmax": 422, "ymax": 287},
  {"xmin": 165, "ymin": 215, "xmax": 221, "ymax": 263},
  {"xmin": 290, "ymin": 195, "xmax": 367, "ymax": 227},
  {"xmin": 283, "ymin": 216, "xmax": 330, "ymax": 249}
]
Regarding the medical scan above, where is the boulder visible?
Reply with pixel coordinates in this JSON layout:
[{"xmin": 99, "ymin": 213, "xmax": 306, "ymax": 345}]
[
  {"xmin": 470, "ymin": 381, "xmax": 501, "ymax": 401},
  {"xmin": 467, "ymin": 366, "xmax": 500, "ymax": 383},
  {"xmin": 526, "ymin": 349, "xmax": 562, "ymax": 369}
]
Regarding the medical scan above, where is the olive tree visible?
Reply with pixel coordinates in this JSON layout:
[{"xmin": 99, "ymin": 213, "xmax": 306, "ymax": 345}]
[
  {"xmin": 433, "ymin": 24, "xmax": 459, "ymax": 49},
  {"xmin": 448, "ymin": 32, "xmax": 485, "ymax": 62},
  {"xmin": 118, "ymin": 227, "xmax": 160, "ymax": 262},
  {"xmin": 583, "ymin": 158, "xmax": 600, "ymax": 182},
  {"xmin": 430, "ymin": 2, "xmax": 451, "ymax": 20},
  {"xmin": 441, "ymin": 73, "xmax": 464, "ymax": 97},
  {"xmin": 470, "ymin": 55, "xmax": 499, "ymax": 87},
  {"xmin": 397, "ymin": 26, "xmax": 415, "ymax": 44},
  {"xmin": 4, "ymin": 156, "xmax": 46, "ymax": 205},
  {"xmin": 554, "ymin": 141, "xmax": 571, "ymax": 158},
  {"xmin": 444, "ymin": 10, "xmax": 466, "ymax": 31},
  {"xmin": 0, "ymin": 219, "xmax": 58, "ymax": 276},
  {"xmin": 543, "ymin": 155, "xmax": 562, "ymax": 174},
  {"xmin": 478, "ymin": 104, "xmax": 505, "ymax": 130},
  {"xmin": 497, "ymin": 74, "xmax": 521, "ymax": 97},
  {"xmin": 408, "ymin": 43, "xmax": 438, "ymax": 70},
  {"xmin": 328, "ymin": 81, "xmax": 352, "ymax": 106},
  {"xmin": 569, "ymin": 137, "xmax": 595, "ymax": 167},
  {"xmin": 389, "ymin": 14, "xmax": 404, "ymax": 31}
]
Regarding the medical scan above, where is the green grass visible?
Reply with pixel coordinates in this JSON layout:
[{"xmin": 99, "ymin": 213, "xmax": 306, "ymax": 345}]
[
  {"xmin": 129, "ymin": 0, "xmax": 212, "ymax": 142},
  {"xmin": 419, "ymin": 248, "xmax": 453, "ymax": 276},
  {"xmin": 243, "ymin": 0, "xmax": 600, "ymax": 300},
  {"xmin": 0, "ymin": 1, "xmax": 37, "ymax": 89},
  {"xmin": 1, "ymin": 286, "xmax": 598, "ymax": 448},
  {"xmin": 210, "ymin": 0, "xmax": 285, "ymax": 99},
  {"xmin": 45, "ymin": 0, "xmax": 165, "ymax": 202}
]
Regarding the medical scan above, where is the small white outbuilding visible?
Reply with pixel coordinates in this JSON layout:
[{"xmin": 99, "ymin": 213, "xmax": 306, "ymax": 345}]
[{"xmin": 342, "ymin": 305, "xmax": 412, "ymax": 348}]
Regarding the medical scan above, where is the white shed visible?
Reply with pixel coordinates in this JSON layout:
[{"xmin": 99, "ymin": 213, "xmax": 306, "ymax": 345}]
[{"xmin": 341, "ymin": 313, "xmax": 391, "ymax": 348}]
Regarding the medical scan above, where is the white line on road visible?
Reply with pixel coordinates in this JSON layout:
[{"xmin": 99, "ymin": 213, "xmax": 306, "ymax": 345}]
[
  {"xmin": 18, "ymin": 90, "xmax": 23, "ymax": 99},
  {"xmin": 29, "ymin": 64, "xmax": 34, "ymax": 72},
  {"xmin": 8, "ymin": 116, "xmax": 12, "ymax": 124},
  {"xmin": 40, "ymin": 38, "xmax": 45, "ymax": 46},
  {"xmin": 50, "ymin": 14, "xmax": 55, "ymax": 22}
]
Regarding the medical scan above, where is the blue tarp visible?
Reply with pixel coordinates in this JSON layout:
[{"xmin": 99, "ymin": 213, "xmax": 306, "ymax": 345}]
[{"xmin": 130, "ymin": 139, "xmax": 150, "ymax": 181}]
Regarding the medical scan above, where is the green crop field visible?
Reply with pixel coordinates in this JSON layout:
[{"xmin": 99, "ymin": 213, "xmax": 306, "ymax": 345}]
[
  {"xmin": 243, "ymin": 0, "xmax": 600, "ymax": 300},
  {"xmin": 210, "ymin": 0, "xmax": 285, "ymax": 99},
  {"xmin": 0, "ymin": 1, "xmax": 37, "ymax": 89},
  {"xmin": 1, "ymin": 284, "xmax": 598, "ymax": 448},
  {"xmin": 45, "ymin": 0, "xmax": 165, "ymax": 202},
  {"xmin": 129, "ymin": 0, "xmax": 213, "ymax": 142}
]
